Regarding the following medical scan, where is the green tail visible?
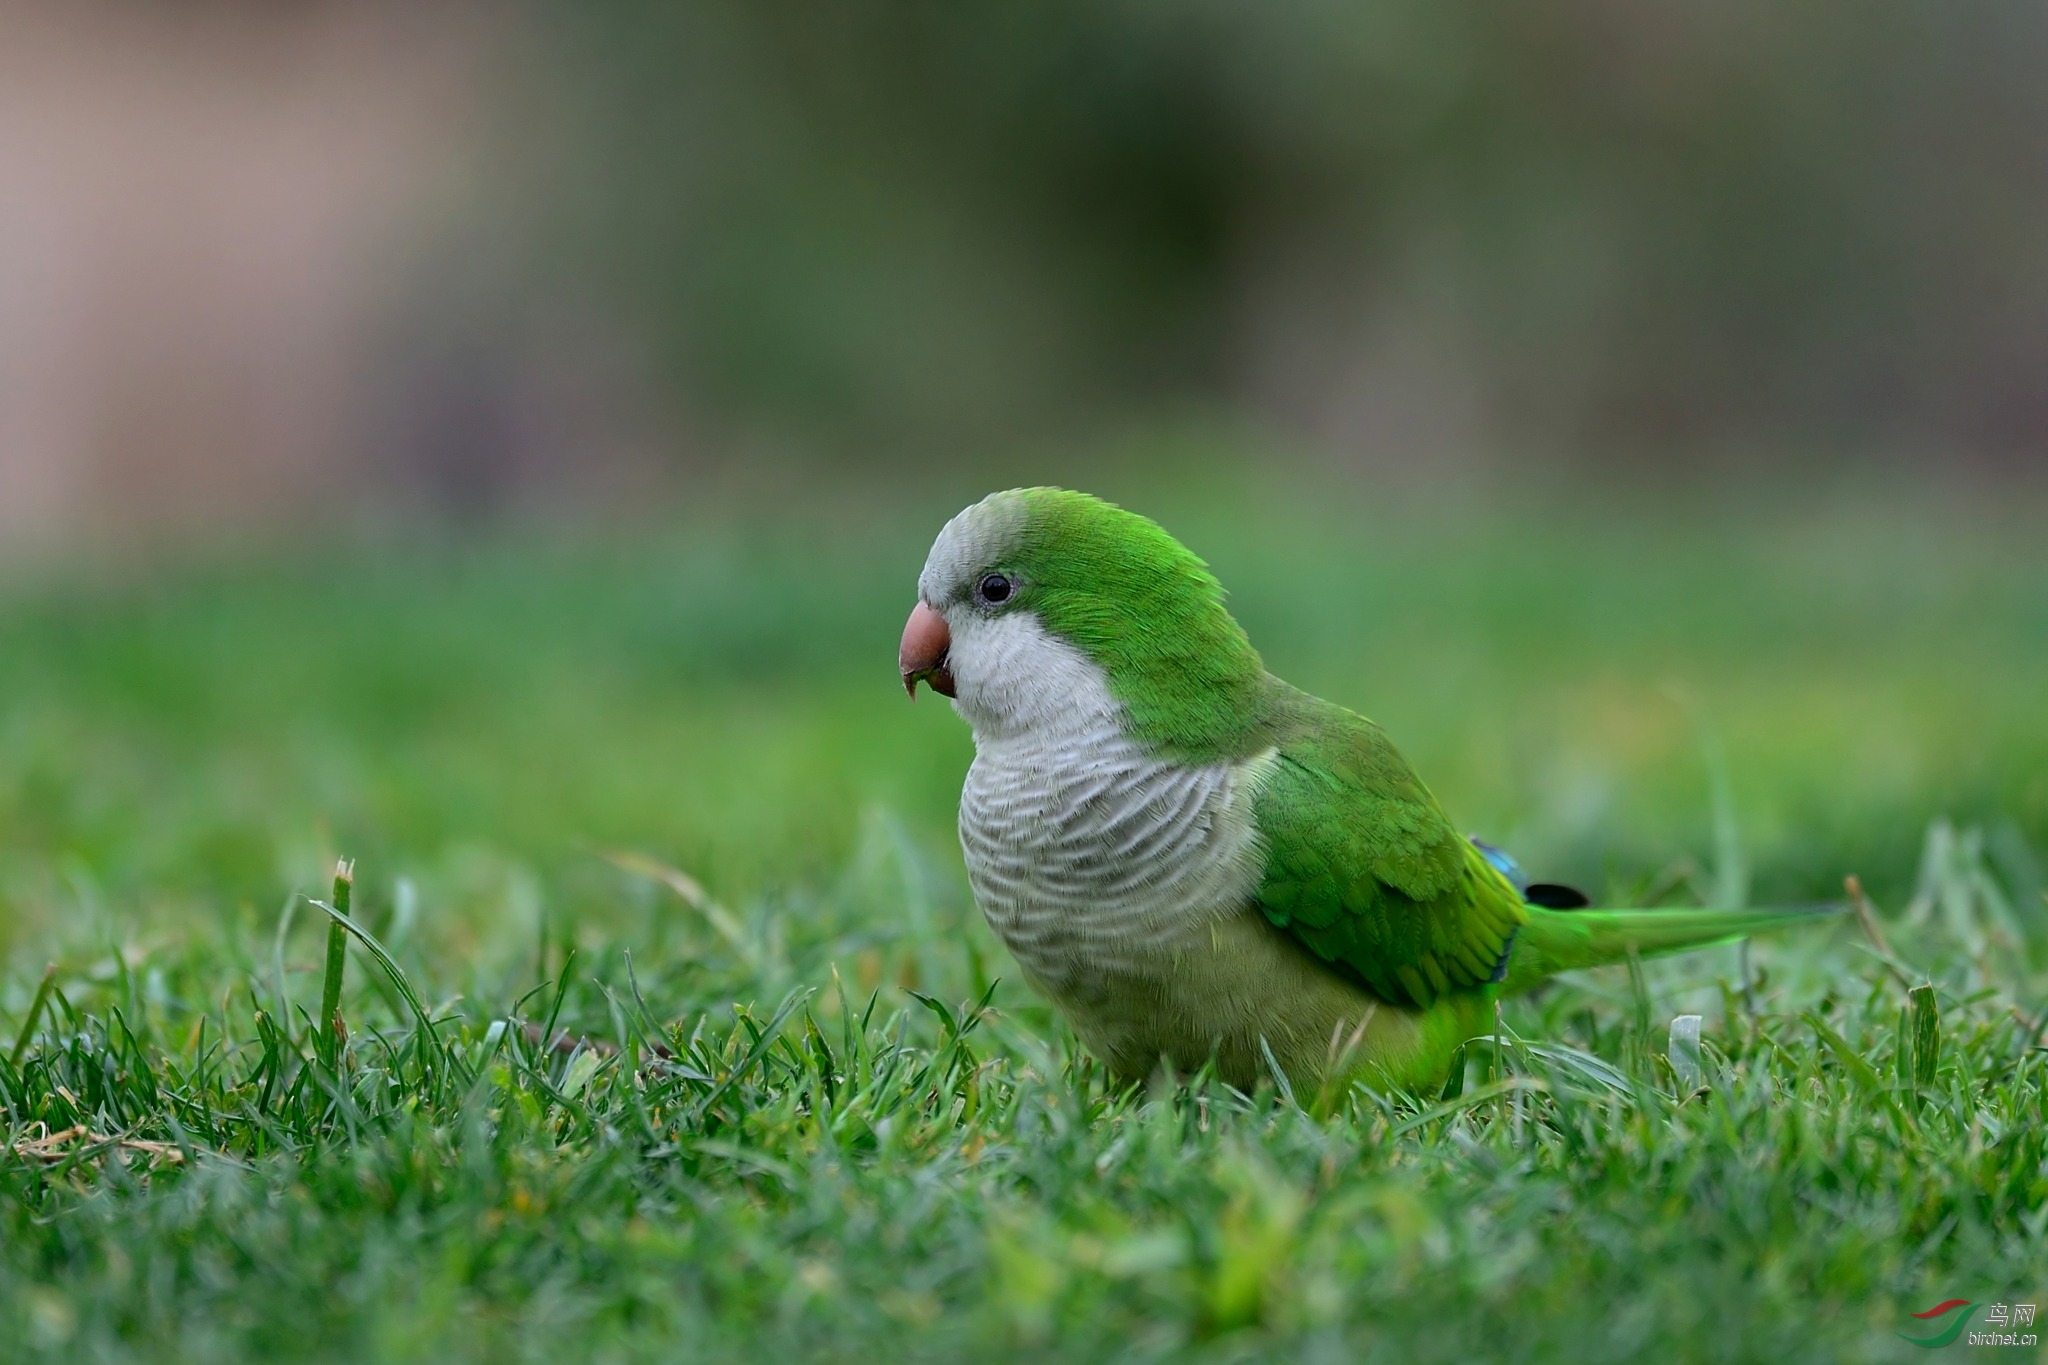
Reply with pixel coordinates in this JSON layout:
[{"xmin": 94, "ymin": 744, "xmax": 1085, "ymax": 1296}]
[{"xmin": 1502, "ymin": 903, "xmax": 1845, "ymax": 994}]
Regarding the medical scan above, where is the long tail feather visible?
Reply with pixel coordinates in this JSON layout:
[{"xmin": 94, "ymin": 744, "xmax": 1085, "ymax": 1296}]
[{"xmin": 1502, "ymin": 902, "xmax": 1846, "ymax": 994}]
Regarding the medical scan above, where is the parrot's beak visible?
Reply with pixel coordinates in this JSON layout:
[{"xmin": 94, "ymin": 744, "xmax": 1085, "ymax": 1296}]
[{"xmin": 900, "ymin": 601, "xmax": 955, "ymax": 698}]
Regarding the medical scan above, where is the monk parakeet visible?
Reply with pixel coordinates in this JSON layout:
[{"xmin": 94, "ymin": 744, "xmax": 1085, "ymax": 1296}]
[{"xmin": 899, "ymin": 487, "xmax": 1836, "ymax": 1095}]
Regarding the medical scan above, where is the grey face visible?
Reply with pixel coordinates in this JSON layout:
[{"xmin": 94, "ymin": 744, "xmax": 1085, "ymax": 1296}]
[
  {"xmin": 905, "ymin": 492, "xmax": 1111, "ymax": 741},
  {"xmin": 917, "ymin": 492, "xmax": 1028, "ymax": 610}
]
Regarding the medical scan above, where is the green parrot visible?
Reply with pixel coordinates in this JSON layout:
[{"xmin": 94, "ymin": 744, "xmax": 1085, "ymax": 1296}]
[{"xmin": 899, "ymin": 487, "xmax": 1837, "ymax": 1095}]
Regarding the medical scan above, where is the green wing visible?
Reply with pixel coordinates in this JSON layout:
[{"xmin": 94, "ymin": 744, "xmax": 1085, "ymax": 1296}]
[{"xmin": 1250, "ymin": 691, "xmax": 1528, "ymax": 1009}]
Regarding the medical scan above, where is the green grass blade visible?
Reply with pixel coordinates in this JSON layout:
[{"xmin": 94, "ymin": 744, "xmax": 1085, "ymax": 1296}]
[
  {"xmin": 8, "ymin": 963, "xmax": 57, "ymax": 1067},
  {"xmin": 316, "ymin": 861, "xmax": 352, "ymax": 1071}
]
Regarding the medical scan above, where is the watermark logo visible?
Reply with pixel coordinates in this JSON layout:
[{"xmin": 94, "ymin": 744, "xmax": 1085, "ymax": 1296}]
[{"xmin": 1898, "ymin": 1300, "xmax": 2038, "ymax": 1349}]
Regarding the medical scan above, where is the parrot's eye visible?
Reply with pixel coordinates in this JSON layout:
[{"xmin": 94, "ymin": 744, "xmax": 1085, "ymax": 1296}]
[{"xmin": 976, "ymin": 572, "xmax": 1013, "ymax": 605}]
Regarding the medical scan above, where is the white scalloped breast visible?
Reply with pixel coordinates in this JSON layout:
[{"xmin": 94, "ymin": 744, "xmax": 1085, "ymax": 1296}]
[{"xmin": 950, "ymin": 612, "xmax": 1272, "ymax": 999}]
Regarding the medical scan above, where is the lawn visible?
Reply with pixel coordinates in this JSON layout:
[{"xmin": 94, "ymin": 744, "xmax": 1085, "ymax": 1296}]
[{"xmin": 2, "ymin": 473, "xmax": 2045, "ymax": 1361}]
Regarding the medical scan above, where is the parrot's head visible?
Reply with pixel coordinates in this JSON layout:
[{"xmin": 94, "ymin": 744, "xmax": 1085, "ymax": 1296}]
[{"xmin": 902, "ymin": 488, "xmax": 1268, "ymax": 757}]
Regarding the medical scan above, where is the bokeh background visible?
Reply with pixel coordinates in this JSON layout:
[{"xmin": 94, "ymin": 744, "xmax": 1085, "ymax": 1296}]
[
  {"xmin": 11, "ymin": 0, "xmax": 2048, "ymax": 539},
  {"xmin": 1, "ymin": 0, "xmax": 2045, "ymax": 960}
]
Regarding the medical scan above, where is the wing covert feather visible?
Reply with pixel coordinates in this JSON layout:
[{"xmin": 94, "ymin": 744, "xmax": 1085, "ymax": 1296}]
[{"xmin": 1250, "ymin": 694, "xmax": 1528, "ymax": 1009}]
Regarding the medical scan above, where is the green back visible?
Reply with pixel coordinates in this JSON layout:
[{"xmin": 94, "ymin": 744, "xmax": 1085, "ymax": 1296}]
[{"xmin": 1249, "ymin": 682, "xmax": 1531, "ymax": 1009}]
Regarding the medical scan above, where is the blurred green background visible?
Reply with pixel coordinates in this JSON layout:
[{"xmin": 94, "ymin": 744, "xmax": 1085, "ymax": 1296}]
[
  {"xmin": 1, "ymin": 1, "xmax": 2045, "ymax": 957},
  {"xmin": 521, "ymin": 1, "xmax": 2048, "ymax": 476},
  {"xmin": 2, "ymin": 461, "xmax": 2043, "ymax": 977}
]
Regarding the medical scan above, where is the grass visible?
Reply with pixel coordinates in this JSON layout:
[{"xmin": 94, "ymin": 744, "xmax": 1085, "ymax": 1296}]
[{"xmin": 2, "ymin": 475, "xmax": 2046, "ymax": 1361}]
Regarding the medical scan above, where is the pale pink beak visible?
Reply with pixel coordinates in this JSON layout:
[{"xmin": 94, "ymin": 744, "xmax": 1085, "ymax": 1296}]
[{"xmin": 899, "ymin": 601, "xmax": 954, "ymax": 698}]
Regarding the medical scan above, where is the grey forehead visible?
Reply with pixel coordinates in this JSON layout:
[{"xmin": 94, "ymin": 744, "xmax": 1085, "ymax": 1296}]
[{"xmin": 918, "ymin": 492, "xmax": 1028, "ymax": 603}]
